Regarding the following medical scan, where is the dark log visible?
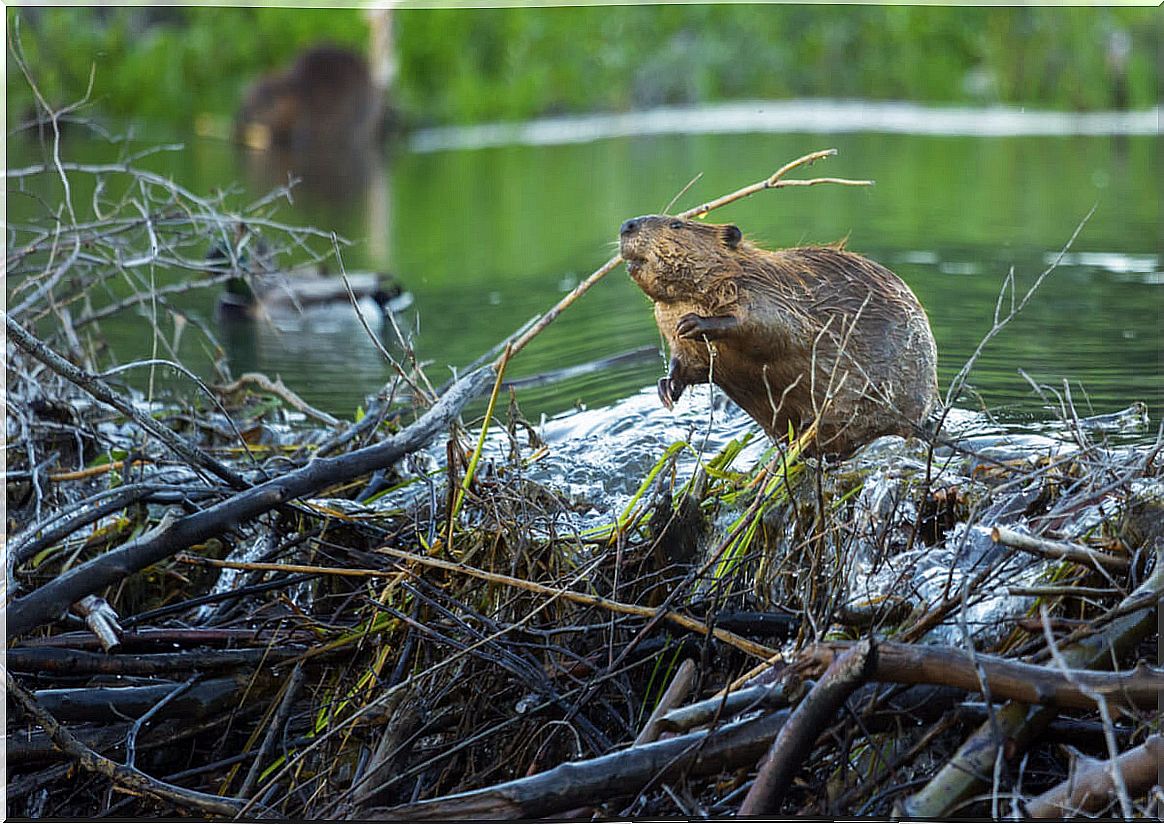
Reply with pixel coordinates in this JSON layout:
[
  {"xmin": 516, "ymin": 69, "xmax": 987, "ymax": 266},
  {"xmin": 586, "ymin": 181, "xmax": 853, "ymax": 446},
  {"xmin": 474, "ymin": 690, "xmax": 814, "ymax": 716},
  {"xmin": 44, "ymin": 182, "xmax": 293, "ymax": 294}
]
[
  {"xmin": 8, "ymin": 723, "xmax": 130, "ymax": 765},
  {"xmin": 954, "ymin": 703, "xmax": 1135, "ymax": 750},
  {"xmin": 15, "ymin": 626, "xmax": 317, "ymax": 651},
  {"xmin": 709, "ymin": 610, "xmax": 799, "ymax": 640},
  {"xmin": 6, "ymin": 672, "xmax": 246, "ymax": 817},
  {"xmin": 5, "ymin": 367, "xmax": 494, "ymax": 640},
  {"xmin": 360, "ymin": 707, "xmax": 792, "ymax": 820},
  {"xmin": 7, "ymin": 646, "xmax": 305, "ymax": 676},
  {"xmin": 22, "ymin": 675, "xmax": 251, "ymax": 724},
  {"xmin": 8, "ymin": 708, "xmax": 242, "ymax": 767}
]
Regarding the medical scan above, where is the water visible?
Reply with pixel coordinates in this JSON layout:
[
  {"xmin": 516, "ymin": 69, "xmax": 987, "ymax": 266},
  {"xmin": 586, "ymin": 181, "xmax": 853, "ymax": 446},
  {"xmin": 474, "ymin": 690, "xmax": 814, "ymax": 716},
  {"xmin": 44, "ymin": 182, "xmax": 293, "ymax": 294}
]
[{"xmin": 7, "ymin": 103, "xmax": 1161, "ymax": 428}]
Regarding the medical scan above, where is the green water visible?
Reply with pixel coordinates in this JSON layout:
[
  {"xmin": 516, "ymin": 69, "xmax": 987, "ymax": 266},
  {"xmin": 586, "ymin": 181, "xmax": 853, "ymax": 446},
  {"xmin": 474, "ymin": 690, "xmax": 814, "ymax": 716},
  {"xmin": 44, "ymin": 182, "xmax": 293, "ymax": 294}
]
[{"xmin": 7, "ymin": 122, "xmax": 1161, "ymax": 427}]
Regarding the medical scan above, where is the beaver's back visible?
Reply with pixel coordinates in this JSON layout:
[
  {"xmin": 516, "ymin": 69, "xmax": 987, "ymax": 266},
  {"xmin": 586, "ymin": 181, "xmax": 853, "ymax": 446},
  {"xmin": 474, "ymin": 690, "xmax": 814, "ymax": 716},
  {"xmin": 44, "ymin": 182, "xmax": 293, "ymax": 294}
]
[{"xmin": 714, "ymin": 246, "xmax": 939, "ymax": 451}]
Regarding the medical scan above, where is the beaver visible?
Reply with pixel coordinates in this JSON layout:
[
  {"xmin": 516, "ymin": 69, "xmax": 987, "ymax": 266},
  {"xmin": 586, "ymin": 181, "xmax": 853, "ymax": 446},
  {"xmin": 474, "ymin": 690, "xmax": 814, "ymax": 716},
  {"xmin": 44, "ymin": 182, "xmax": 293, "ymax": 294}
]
[
  {"xmin": 235, "ymin": 46, "xmax": 380, "ymax": 151},
  {"xmin": 619, "ymin": 215, "xmax": 940, "ymax": 455}
]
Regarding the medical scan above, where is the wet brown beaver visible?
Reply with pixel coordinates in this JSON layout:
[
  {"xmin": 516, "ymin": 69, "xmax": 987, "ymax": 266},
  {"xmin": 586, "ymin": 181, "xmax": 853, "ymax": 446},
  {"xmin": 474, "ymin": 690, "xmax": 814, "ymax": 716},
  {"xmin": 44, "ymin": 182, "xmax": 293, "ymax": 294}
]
[
  {"xmin": 619, "ymin": 214, "xmax": 940, "ymax": 455},
  {"xmin": 235, "ymin": 46, "xmax": 380, "ymax": 151}
]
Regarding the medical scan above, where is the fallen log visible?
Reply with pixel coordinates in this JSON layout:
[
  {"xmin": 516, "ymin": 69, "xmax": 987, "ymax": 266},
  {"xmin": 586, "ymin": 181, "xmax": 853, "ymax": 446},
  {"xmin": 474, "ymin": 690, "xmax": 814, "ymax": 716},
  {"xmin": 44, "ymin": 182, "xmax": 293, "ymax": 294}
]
[{"xmin": 27, "ymin": 675, "xmax": 252, "ymax": 725}]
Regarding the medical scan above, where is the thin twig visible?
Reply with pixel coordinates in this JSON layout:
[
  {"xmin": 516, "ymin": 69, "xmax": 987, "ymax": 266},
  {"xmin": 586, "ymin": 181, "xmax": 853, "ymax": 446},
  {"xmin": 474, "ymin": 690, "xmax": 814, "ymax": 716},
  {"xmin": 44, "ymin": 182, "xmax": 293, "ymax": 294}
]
[
  {"xmin": 4, "ymin": 313, "xmax": 249, "ymax": 490},
  {"xmin": 377, "ymin": 547, "xmax": 778, "ymax": 660}
]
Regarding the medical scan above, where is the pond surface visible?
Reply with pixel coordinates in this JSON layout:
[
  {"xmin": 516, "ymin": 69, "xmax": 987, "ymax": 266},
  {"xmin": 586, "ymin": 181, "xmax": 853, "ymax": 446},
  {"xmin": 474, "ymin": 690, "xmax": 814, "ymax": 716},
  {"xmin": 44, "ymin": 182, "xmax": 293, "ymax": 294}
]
[{"xmin": 8, "ymin": 102, "xmax": 1161, "ymax": 430}]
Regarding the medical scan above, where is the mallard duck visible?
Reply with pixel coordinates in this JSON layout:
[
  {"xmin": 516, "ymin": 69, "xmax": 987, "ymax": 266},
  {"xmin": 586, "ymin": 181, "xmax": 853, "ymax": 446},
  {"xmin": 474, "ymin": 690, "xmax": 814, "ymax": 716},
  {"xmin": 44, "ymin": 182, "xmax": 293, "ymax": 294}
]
[{"xmin": 206, "ymin": 225, "xmax": 409, "ymax": 324}]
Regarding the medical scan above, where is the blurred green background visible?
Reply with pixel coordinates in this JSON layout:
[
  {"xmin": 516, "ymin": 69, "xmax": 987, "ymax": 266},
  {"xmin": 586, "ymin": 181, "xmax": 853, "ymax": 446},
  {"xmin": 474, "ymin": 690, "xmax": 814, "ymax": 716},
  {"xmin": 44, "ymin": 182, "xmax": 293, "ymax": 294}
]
[{"xmin": 6, "ymin": 4, "xmax": 1158, "ymax": 132}]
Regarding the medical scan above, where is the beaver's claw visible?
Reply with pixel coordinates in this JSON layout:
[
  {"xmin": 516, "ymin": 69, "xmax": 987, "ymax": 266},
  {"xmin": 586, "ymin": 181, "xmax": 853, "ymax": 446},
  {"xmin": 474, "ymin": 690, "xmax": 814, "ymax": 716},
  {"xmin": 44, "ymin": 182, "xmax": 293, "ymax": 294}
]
[{"xmin": 657, "ymin": 375, "xmax": 685, "ymax": 410}]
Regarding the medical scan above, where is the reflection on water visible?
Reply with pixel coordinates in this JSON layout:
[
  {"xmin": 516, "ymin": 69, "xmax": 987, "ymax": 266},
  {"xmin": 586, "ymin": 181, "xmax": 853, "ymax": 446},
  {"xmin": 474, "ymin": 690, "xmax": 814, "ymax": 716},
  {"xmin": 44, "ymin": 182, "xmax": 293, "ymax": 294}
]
[
  {"xmin": 6, "ymin": 105, "xmax": 1161, "ymax": 430},
  {"xmin": 216, "ymin": 304, "xmax": 415, "ymax": 402}
]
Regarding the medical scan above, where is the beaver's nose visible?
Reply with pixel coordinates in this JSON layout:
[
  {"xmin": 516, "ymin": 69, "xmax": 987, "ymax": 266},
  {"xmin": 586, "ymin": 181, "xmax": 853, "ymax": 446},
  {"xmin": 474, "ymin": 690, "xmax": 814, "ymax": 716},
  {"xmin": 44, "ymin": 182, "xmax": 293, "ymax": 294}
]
[{"xmin": 619, "ymin": 218, "xmax": 640, "ymax": 237}]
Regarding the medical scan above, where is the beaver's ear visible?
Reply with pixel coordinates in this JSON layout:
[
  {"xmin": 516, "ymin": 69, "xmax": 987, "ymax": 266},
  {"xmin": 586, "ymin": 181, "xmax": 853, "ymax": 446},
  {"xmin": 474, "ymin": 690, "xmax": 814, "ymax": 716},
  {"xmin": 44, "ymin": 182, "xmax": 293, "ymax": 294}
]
[{"xmin": 721, "ymin": 224, "xmax": 742, "ymax": 249}]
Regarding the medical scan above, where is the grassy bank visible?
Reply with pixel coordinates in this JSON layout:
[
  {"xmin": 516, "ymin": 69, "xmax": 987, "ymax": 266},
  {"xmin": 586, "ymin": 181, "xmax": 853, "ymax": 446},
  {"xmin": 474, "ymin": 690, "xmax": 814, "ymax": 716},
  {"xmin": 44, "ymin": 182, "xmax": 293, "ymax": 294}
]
[{"xmin": 6, "ymin": 5, "xmax": 1158, "ymax": 133}]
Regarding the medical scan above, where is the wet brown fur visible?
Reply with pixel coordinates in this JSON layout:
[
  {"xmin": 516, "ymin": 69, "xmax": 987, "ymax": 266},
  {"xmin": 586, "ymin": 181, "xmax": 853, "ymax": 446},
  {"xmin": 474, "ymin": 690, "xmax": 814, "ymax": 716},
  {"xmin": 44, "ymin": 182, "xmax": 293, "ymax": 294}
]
[{"xmin": 619, "ymin": 215, "xmax": 940, "ymax": 455}]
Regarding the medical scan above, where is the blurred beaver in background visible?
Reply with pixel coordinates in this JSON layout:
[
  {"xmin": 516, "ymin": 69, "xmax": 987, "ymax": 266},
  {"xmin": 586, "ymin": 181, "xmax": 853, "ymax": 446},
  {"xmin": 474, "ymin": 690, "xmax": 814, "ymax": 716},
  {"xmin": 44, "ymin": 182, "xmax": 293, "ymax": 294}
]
[
  {"xmin": 234, "ymin": 45, "xmax": 381, "ymax": 151},
  {"xmin": 619, "ymin": 215, "xmax": 940, "ymax": 456}
]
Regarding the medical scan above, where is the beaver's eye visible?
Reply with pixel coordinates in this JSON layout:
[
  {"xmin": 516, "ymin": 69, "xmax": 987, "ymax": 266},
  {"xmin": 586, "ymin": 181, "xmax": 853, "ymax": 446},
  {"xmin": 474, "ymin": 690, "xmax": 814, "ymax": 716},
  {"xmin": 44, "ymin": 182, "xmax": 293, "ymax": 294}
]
[{"xmin": 669, "ymin": 220, "xmax": 684, "ymax": 230}]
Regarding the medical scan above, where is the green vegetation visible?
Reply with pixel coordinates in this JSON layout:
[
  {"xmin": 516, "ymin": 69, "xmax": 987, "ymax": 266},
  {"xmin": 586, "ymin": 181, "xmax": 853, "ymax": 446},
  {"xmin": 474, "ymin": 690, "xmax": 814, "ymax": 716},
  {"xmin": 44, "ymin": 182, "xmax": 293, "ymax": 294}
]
[
  {"xmin": 396, "ymin": 4, "xmax": 1157, "ymax": 122},
  {"xmin": 6, "ymin": 7, "xmax": 370, "ymax": 129},
  {"xmin": 6, "ymin": 5, "xmax": 1158, "ymax": 131}
]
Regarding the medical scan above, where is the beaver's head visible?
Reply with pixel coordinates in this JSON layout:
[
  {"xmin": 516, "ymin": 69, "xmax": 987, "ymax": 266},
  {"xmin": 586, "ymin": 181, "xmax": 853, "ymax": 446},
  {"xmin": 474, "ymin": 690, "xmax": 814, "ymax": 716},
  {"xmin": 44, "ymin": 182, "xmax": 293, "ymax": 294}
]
[
  {"xmin": 618, "ymin": 215, "xmax": 744, "ymax": 303},
  {"xmin": 235, "ymin": 73, "xmax": 299, "ymax": 150}
]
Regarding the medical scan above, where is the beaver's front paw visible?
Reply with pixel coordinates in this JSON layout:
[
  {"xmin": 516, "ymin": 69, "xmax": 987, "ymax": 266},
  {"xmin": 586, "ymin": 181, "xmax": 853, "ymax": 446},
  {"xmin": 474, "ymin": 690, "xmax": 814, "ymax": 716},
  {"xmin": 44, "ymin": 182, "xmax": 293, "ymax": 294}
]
[{"xmin": 676, "ymin": 313, "xmax": 739, "ymax": 341}]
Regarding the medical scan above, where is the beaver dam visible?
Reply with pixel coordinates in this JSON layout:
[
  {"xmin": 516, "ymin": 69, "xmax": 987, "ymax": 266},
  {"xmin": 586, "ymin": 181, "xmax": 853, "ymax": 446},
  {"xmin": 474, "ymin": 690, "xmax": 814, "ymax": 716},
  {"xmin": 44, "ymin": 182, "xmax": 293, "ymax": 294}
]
[{"xmin": 5, "ymin": 146, "xmax": 1163, "ymax": 821}]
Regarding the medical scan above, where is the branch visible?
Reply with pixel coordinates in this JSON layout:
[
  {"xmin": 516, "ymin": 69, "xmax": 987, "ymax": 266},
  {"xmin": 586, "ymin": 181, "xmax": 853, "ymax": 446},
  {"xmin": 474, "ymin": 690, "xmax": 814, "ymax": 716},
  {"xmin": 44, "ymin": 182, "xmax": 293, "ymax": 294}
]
[
  {"xmin": 682, "ymin": 148, "xmax": 872, "ymax": 218},
  {"xmin": 658, "ymin": 678, "xmax": 798, "ymax": 734},
  {"xmin": 6, "ymin": 672, "xmax": 246, "ymax": 818},
  {"xmin": 1026, "ymin": 735, "xmax": 1163, "ymax": 818},
  {"xmin": 799, "ymin": 640, "xmax": 1164, "ymax": 712},
  {"xmin": 990, "ymin": 525, "xmax": 1129, "ymax": 572},
  {"xmin": 633, "ymin": 657, "xmax": 698, "ymax": 746},
  {"xmin": 739, "ymin": 639, "xmax": 874, "ymax": 815},
  {"xmin": 215, "ymin": 372, "xmax": 341, "ymax": 428},
  {"xmin": 4, "ymin": 312, "xmax": 247, "ymax": 489},
  {"xmin": 5, "ymin": 367, "xmax": 495, "ymax": 639}
]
